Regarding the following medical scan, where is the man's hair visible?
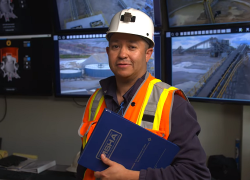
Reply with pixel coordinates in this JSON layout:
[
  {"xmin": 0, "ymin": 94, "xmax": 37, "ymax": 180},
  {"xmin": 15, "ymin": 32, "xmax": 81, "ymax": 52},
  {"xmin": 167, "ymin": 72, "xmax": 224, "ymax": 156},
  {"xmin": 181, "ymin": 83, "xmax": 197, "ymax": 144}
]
[{"xmin": 140, "ymin": 36, "xmax": 153, "ymax": 49}]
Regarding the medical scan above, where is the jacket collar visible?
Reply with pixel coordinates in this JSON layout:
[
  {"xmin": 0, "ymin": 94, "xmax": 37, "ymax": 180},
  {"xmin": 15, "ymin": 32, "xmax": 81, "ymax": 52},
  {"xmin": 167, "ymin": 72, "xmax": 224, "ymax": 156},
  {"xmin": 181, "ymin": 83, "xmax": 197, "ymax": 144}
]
[{"xmin": 99, "ymin": 72, "xmax": 147, "ymax": 104}]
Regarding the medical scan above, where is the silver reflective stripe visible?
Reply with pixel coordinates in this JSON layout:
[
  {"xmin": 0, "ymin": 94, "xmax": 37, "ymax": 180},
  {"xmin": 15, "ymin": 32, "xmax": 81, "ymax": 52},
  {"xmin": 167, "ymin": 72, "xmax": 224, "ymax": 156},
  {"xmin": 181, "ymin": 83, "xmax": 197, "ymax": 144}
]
[
  {"xmin": 141, "ymin": 102, "xmax": 157, "ymax": 129},
  {"xmin": 142, "ymin": 81, "xmax": 172, "ymax": 130},
  {"xmin": 155, "ymin": 81, "xmax": 172, "ymax": 89},
  {"xmin": 168, "ymin": 91, "xmax": 175, "ymax": 135},
  {"xmin": 140, "ymin": 121, "xmax": 154, "ymax": 129},
  {"xmin": 89, "ymin": 89, "xmax": 104, "ymax": 121},
  {"xmin": 78, "ymin": 92, "xmax": 96, "ymax": 137}
]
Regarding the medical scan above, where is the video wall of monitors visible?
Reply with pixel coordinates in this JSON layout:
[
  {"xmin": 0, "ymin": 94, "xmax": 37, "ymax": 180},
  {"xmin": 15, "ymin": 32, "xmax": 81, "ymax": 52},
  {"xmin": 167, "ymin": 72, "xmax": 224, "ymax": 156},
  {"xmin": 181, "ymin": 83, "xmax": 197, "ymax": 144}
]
[
  {"xmin": 166, "ymin": 0, "xmax": 250, "ymax": 28},
  {"xmin": 3, "ymin": 0, "xmax": 250, "ymax": 102},
  {"xmin": 53, "ymin": 31, "xmax": 162, "ymax": 97},
  {"xmin": 53, "ymin": 0, "xmax": 162, "ymax": 32},
  {"xmin": 0, "ymin": 34, "xmax": 54, "ymax": 95},
  {"xmin": 166, "ymin": 26, "xmax": 250, "ymax": 104}
]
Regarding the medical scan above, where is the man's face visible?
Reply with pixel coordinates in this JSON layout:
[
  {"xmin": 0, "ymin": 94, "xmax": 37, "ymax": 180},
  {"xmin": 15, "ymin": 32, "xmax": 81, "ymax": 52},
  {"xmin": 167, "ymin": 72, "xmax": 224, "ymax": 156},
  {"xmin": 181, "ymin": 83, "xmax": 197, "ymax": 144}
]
[{"xmin": 106, "ymin": 33, "xmax": 153, "ymax": 81}]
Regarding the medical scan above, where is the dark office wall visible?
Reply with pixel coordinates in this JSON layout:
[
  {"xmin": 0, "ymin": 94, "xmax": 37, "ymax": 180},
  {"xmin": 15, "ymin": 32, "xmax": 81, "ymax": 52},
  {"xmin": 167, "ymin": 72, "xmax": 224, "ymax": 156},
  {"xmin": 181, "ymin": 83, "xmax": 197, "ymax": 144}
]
[{"xmin": 0, "ymin": 96, "xmax": 86, "ymax": 165}]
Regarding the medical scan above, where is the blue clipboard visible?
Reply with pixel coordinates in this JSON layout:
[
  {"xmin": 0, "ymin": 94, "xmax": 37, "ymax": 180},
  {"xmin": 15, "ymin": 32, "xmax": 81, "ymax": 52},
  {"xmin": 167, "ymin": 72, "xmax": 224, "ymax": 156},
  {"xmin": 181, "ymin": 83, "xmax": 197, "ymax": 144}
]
[{"xmin": 78, "ymin": 109, "xmax": 179, "ymax": 171}]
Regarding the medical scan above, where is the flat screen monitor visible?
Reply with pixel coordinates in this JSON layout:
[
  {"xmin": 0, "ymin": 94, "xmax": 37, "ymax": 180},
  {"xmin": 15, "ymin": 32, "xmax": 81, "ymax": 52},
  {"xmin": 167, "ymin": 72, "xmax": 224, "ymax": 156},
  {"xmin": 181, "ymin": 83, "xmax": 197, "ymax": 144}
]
[
  {"xmin": 53, "ymin": 0, "xmax": 161, "ymax": 31},
  {"xmin": 0, "ymin": 34, "xmax": 53, "ymax": 95},
  {"xmin": 165, "ymin": 26, "xmax": 250, "ymax": 104},
  {"xmin": 53, "ymin": 31, "xmax": 161, "ymax": 97},
  {"xmin": 166, "ymin": 0, "xmax": 250, "ymax": 28},
  {"xmin": 0, "ymin": 0, "xmax": 52, "ymax": 35}
]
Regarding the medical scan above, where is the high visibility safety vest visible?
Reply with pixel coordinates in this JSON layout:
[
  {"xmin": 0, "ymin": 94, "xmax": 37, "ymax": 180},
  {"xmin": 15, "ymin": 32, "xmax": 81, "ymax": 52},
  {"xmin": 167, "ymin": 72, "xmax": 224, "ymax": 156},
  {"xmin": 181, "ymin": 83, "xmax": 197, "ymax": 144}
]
[{"xmin": 78, "ymin": 72, "xmax": 188, "ymax": 180}]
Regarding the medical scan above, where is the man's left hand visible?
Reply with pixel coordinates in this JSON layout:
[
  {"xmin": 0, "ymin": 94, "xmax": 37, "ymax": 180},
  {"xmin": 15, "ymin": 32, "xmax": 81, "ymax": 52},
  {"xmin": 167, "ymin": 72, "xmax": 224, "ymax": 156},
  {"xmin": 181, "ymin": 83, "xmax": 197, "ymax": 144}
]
[{"xmin": 94, "ymin": 154, "xmax": 139, "ymax": 180}]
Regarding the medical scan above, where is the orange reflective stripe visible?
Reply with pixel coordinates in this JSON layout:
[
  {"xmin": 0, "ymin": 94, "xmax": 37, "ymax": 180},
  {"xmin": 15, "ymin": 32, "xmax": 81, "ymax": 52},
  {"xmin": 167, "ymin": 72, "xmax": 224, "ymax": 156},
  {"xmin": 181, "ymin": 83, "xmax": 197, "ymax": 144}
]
[
  {"xmin": 175, "ymin": 89, "xmax": 188, "ymax": 100},
  {"xmin": 159, "ymin": 90, "xmax": 173, "ymax": 140},
  {"xmin": 83, "ymin": 168, "xmax": 95, "ymax": 180},
  {"xmin": 124, "ymin": 73, "xmax": 156, "ymax": 123},
  {"xmin": 159, "ymin": 88, "xmax": 186, "ymax": 140},
  {"xmin": 159, "ymin": 88, "xmax": 177, "ymax": 139}
]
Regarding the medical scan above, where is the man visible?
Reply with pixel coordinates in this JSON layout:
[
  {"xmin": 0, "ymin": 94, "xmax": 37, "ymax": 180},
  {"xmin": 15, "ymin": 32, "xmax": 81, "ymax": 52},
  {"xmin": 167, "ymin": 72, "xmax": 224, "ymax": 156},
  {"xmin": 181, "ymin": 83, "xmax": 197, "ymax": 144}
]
[{"xmin": 77, "ymin": 8, "xmax": 211, "ymax": 180}]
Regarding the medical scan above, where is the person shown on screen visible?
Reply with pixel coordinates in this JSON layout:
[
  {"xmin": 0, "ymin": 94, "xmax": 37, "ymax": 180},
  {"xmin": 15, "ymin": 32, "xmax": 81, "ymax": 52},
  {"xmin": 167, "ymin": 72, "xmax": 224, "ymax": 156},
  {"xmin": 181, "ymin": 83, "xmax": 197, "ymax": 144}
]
[{"xmin": 77, "ymin": 8, "xmax": 211, "ymax": 180}]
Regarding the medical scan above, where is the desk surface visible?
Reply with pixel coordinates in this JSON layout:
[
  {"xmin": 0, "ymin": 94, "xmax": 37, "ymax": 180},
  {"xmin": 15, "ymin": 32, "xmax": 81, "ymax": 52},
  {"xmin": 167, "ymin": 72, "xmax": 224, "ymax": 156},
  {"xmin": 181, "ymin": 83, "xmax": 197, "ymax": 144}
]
[
  {"xmin": 0, "ymin": 165, "xmax": 76, "ymax": 180},
  {"xmin": 48, "ymin": 164, "xmax": 71, "ymax": 172}
]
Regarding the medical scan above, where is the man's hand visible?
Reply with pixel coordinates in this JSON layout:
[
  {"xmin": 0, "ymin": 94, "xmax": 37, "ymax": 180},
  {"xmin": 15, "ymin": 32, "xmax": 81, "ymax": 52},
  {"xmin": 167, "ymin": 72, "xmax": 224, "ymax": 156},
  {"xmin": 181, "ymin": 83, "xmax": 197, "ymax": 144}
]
[{"xmin": 94, "ymin": 154, "xmax": 139, "ymax": 180}]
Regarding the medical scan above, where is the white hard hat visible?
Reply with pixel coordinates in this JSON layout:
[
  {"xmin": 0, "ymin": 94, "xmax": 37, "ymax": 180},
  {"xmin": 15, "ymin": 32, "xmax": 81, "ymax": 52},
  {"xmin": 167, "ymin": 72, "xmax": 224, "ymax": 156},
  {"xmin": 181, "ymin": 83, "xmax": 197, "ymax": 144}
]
[{"xmin": 106, "ymin": 8, "xmax": 154, "ymax": 48}]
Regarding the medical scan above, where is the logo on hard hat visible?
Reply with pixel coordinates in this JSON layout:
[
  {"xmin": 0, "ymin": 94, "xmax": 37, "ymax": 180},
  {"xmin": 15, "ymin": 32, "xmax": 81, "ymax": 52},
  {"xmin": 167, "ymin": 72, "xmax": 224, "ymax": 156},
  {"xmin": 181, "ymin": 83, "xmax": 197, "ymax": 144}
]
[{"xmin": 120, "ymin": 12, "xmax": 136, "ymax": 22}]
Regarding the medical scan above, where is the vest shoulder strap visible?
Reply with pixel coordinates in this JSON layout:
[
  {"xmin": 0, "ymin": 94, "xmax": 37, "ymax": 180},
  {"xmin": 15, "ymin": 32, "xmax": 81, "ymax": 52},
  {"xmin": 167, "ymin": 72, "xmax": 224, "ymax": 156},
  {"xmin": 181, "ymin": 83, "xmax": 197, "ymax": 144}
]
[{"xmin": 142, "ymin": 81, "xmax": 188, "ymax": 139}]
